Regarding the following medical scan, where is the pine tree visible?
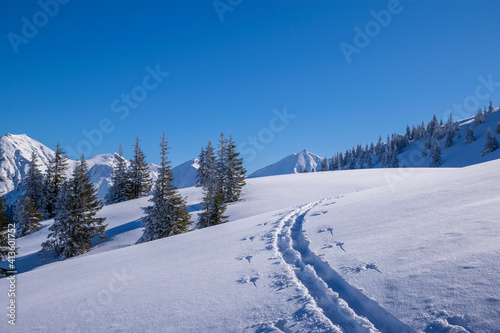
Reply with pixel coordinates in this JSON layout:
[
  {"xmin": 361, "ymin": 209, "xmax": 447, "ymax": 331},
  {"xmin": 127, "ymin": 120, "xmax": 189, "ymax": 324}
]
[
  {"xmin": 125, "ymin": 137, "xmax": 153, "ymax": 200},
  {"xmin": 198, "ymin": 138, "xmax": 227, "ymax": 228},
  {"xmin": 139, "ymin": 134, "xmax": 191, "ymax": 243},
  {"xmin": 23, "ymin": 151, "xmax": 45, "ymax": 211},
  {"xmin": 105, "ymin": 145, "xmax": 128, "ymax": 205},
  {"xmin": 429, "ymin": 140, "xmax": 443, "ymax": 167},
  {"xmin": 198, "ymin": 178, "xmax": 227, "ymax": 229},
  {"xmin": 464, "ymin": 125, "xmax": 476, "ymax": 145},
  {"xmin": 488, "ymin": 100, "xmax": 494, "ymax": 114},
  {"xmin": 221, "ymin": 135, "xmax": 246, "ymax": 203},
  {"xmin": 41, "ymin": 156, "xmax": 107, "ymax": 258},
  {"xmin": 14, "ymin": 196, "xmax": 42, "ymax": 236},
  {"xmin": 196, "ymin": 141, "xmax": 216, "ymax": 188},
  {"xmin": 496, "ymin": 122, "xmax": 500, "ymax": 135},
  {"xmin": 390, "ymin": 145, "xmax": 399, "ymax": 168},
  {"xmin": 43, "ymin": 143, "xmax": 69, "ymax": 219},
  {"xmin": 474, "ymin": 109, "xmax": 484, "ymax": 126},
  {"xmin": 321, "ymin": 158, "xmax": 329, "ymax": 171},
  {"xmin": 420, "ymin": 134, "xmax": 431, "ymax": 157},
  {"xmin": 481, "ymin": 128, "xmax": 499, "ymax": 156},
  {"xmin": 0, "ymin": 195, "xmax": 12, "ymax": 262},
  {"xmin": 444, "ymin": 128, "xmax": 454, "ymax": 148}
]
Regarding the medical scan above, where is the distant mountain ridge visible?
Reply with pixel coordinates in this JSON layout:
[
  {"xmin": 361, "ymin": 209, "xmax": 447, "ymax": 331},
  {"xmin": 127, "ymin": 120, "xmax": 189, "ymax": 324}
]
[
  {"xmin": 0, "ymin": 134, "xmax": 198, "ymax": 201},
  {"xmin": 249, "ymin": 149, "xmax": 324, "ymax": 178},
  {"xmin": 250, "ymin": 109, "xmax": 500, "ymax": 178}
]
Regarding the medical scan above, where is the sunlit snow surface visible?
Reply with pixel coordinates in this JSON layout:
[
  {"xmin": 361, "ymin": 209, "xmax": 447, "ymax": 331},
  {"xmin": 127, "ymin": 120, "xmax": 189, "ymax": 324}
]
[{"xmin": 1, "ymin": 159, "xmax": 499, "ymax": 332}]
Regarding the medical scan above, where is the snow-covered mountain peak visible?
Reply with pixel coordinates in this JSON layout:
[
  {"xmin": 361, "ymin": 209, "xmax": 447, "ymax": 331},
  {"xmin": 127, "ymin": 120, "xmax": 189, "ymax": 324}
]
[
  {"xmin": 0, "ymin": 134, "xmax": 56, "ymax": 195},
  {"xmin": 249, "ymin": 149, "xmax": 324, "ymax": 178}
]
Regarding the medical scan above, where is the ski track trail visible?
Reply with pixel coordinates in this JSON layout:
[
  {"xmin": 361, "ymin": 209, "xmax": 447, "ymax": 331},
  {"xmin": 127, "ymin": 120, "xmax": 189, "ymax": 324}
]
[{"xmin": 273, "ymin": 199, "xmax": 415, "ymax": 333}]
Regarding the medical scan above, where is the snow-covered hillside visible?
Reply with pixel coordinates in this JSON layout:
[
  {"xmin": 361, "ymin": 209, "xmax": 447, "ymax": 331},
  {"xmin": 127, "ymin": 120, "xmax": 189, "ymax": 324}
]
[
  {"xmin": 252, "ymin": 109, "xmax": 500, "ymax": 178},
  {"xmin": 1, "ymin": 159, "xmax": 499, "ymax": 332}
]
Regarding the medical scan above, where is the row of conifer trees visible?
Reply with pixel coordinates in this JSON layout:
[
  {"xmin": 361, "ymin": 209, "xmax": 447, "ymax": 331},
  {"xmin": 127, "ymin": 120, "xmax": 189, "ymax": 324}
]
[{"xmin": 0, "ymin": 133, "xmax": 246, "ymax": 260}]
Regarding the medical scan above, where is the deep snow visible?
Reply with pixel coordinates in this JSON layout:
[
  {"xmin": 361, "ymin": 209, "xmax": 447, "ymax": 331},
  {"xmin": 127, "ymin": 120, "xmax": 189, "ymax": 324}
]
[{"xmin": 1, "ymin": 159, "xmax": 499, "ymax": 332}]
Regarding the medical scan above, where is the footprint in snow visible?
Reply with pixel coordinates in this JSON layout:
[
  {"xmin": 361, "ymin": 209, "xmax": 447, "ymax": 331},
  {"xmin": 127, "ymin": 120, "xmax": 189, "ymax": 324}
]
[
  {"xmin": 241, "ymin": 236, "xmax": 256, "ymax": 242},
  {"xmin": 236, "ymin": 255, "xmax": 253, "ymax": 263},
  {"xmin": 236, "ymin": 276, "xmax": 260, "ymax": 287},
  {"xmin": 335, "ymin": 242, "xmax": 346, "ymax": 252}
]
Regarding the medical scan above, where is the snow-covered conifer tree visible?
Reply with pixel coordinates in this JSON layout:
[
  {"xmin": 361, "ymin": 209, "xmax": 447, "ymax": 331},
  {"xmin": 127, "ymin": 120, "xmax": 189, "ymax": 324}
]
[
  {"xmin": 444, "ymin": 128, "xmax": 454, "ymax": 148},
  {"xmin": 41, "ymin": 156, "xmax": 106, "ymax": 258},
  {"xmin": 22, "ymin": 151, "xmax": 45, "ymax": 211},
  {"xmin": 481, "ymin": 128, "xmax": 499, "ymax": 156},
  {"xmin": 390, "ymin": 145, "xmax": 399, "ymax": 168},
  {"xmin": 429, "ymin": 140, "xmax": 443, "ymax": 167},
  {"xmin": 125, "ymin": 137, "xmax": 153, "ymax": 200},
  {"xmin": 43, "ymin": 143, "xmax": 69, "ymax": 219},
  {"xmin": 464, "ymin": 125, "xmax": 476, "ymax": 145},
  {"xmin": 14, "ymin": 196, "xmax": 42, "ymax": 237},
  {"xmin": 105, "ymin": 145, "xmax": 128, "ymax": 205},
  {"xmin": 0, "ymin": 195, "xmax": 12, "ymax": 261},
  {"xmin": 495, "ymin": 122, "xmax": 500, "ymax": 135},
  {"xmin": 321, "ymin": 158, "xmax": 329, "ymax": 171},
  {"xmin": 139, "ymin": 134, "xmax": 191, "ymax": 243},
  {"xmin": 198, "ymin": 138, "xmax": 227, "ymax": 228},
  {"xmin": 488, "ymin": 100, "xmax": 494, "ymax": 114},
  {"xmin": 222, "ymin": 135, "xmax": 246, "ymax": 202},
  {"xmin": 474, "ymin": 109, "xmax": 484, "ymax": 126}
]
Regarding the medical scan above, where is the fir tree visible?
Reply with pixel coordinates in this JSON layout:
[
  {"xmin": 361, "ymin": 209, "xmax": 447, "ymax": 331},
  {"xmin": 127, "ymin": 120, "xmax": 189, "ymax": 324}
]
[
  {"xmin": 390, "ymin": 145, "xmax": 399, "ymax": 168},
  {"xmin": 474, "ymin": 109, "xmax": 484, "ymax": 126},
  {"xmin": 125, "ymin": 137, "xmax": 153, "ymax": 199},
  {"xmin": 496, "ymin": 122, "xmax": 500, "ymax": 135},
  {"xmin": 41, "ymin": 156, "xmax": 107, "ymax": 258},
  {"xmin": 139, "ymin": 134, "xmax": 191, "ymax": 243},
  {"xmin": 43, "ymin": 143, "xmax": 69, "ymax": 219},
  {"xmin": 444, "ymin": 129, "xmax": 454, "ymax": 148},
  {"xmin": 321, "ymin": 158, "xmax": 329, "ymax": 171},
  {"xmin": 23, "ymin": 151, "xmax": 45, "ymax": 211},
  {"xmin": 221, "ymin": 135, "xmax": 246, "ymax": 203},
  {"xmin": 14, "ymin": 196, "xmax": 42, "ymax": 236},
  {"xmin": 488, "ymin": 100, "xmax": 494, "ymax": 114},
  {"xmin": 464, "ymin": 125, "xmax": 476, "ymax": 145},
  {"xmin": 198, "ymin": 138, "xmax": 227, "ymax": 228},
  {"xmin": 196, "ymin": 141, "xmax": 216, "ymax": 188},
  {"xmin": 421, "ymin": 134, "xmax": 432, "ymax": 157},
  {"xmin": 0, "ymin": 195, "xmax": 12, "ymax": 262},
  {"xmin": 481, "ymin": 128, "xmax": 499, "ymax": 156},
  {"xmin": 429, "ymin": 140, "xmax": 443, "ymax": 167},
  {"xmin": 105, "ymin": 145, "xmax": 128, "ymax": 205}
]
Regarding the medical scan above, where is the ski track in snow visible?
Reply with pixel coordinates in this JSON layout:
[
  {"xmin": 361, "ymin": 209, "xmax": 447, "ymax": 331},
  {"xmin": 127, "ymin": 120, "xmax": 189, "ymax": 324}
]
[{"xmin": 274, "ymin": 199, "xmax": 415, "ymax": 333}]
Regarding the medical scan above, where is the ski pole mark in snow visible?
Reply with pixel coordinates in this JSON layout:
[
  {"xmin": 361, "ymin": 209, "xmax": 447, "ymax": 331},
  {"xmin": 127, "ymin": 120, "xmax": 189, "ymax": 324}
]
[{"xmin": 274, "ymin": 200, "xmax": 414, "ymax": 333}]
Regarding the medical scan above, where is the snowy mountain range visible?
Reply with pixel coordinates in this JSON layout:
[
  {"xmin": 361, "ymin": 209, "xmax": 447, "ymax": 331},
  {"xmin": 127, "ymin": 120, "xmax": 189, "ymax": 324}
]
[
  {"xmin": 0, "ymin": 134, "xmax": 198, "ymax": 201},
  {"xmin": 1, "ymin": 108, "xmax": 499, "ymax": 201}
]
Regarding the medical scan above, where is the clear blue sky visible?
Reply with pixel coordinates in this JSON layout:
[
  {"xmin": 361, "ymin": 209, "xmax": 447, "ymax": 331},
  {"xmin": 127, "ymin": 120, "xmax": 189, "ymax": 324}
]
[{"xmin": 1, "ymin": 0, "xmax": 499, "ymax": 173}]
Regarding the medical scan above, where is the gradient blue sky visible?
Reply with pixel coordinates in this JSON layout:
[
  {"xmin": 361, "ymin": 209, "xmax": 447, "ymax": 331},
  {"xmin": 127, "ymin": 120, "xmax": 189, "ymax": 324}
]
[{"xmin": 1, "ymin": 0, "xmax": 499, "ymax": 172}]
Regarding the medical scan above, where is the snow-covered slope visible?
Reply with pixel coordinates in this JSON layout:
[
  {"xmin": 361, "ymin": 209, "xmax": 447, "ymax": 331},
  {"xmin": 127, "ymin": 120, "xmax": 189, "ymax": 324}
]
[
  {"xmin": 2, "ymin": 159, "xmax": 499, "ymax": 332},
  {"xmin": 251, "ymin": 110, "xmax": 500, "ymax": 177},
  {"xmin": 250, "ymin": 149, "xmax": 324, "ymax": 177}
]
